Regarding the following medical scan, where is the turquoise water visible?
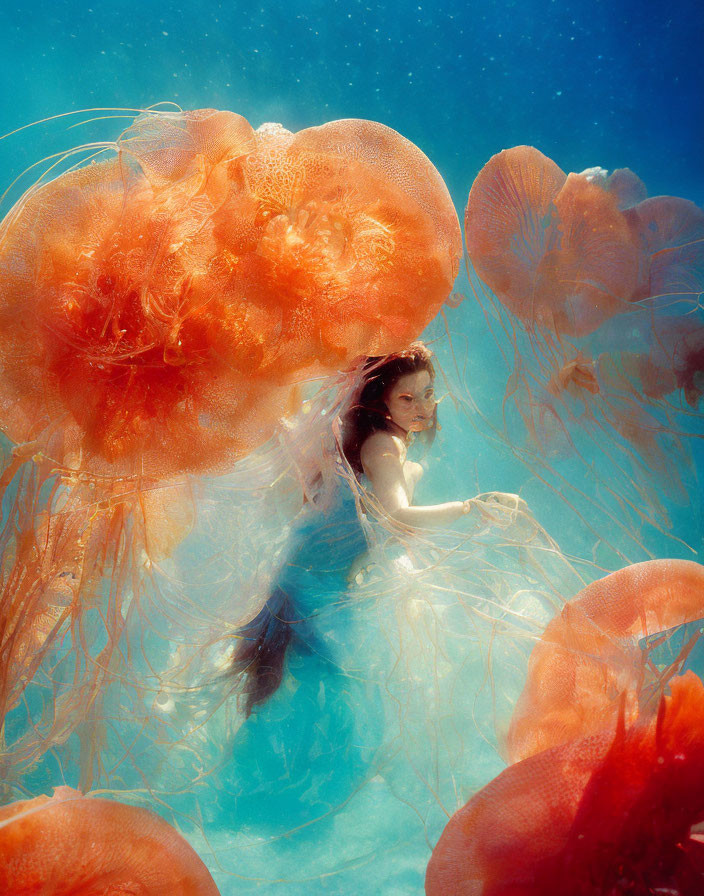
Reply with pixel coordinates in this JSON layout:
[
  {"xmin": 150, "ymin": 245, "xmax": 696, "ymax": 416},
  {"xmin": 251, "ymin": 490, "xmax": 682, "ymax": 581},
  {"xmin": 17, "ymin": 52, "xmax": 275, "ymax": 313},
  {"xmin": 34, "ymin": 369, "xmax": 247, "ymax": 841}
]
[{"xmin": 1, "ymin": 1, "xmax": 703, "ymax": 893}]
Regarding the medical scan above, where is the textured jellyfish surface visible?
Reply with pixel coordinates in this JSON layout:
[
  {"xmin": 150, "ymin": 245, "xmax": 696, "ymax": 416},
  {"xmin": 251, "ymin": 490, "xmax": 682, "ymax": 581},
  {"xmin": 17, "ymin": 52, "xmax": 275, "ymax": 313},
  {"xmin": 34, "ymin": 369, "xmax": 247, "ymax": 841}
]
[
  {"xmin": 427, "ymin": 561, "xmax": 704, "ymax": 896},
  {"xmin": 0, "ymin": 787, "xmax": 220, "ymax": 895},
  {"xmin": 0, "ymin": 107, "xmax": 702, "ymax": 896}
]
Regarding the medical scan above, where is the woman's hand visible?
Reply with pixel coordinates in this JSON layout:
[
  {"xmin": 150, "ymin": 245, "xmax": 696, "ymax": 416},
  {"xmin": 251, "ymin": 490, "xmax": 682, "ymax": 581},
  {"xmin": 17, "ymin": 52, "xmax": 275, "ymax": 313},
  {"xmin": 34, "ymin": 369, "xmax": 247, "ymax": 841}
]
[{"xmin": 466, "ymin": 492, "xmax": 529, "ymax": 528}]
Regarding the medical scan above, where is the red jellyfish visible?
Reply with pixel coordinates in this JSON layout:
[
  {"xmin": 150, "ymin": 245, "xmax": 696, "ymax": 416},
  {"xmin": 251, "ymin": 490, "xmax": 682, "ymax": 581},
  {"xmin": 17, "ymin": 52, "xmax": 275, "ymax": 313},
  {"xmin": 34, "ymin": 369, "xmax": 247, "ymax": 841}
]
[
  {"xmin": 0, "ymin": 108, "xmax": 461, "ymax": 787},
  {"xmin": 0, "ymin": 786, "xmax": 220, "ymax": 895},
  {"xmin": 463, "ymin": 146, "xmax": 704, "ymax": 547},
  {"xmin": 426, "ymin": 671, "xmax": 704, "ymax": 896},
  {"xmin": 426, "ymin": 560, "xmax": 704, "ymax": 895}
]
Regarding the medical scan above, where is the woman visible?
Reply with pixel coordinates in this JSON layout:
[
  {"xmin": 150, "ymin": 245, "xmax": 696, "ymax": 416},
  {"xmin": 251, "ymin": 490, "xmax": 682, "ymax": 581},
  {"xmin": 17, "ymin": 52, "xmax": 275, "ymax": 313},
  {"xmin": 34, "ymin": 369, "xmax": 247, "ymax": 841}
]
[
  {"xmin": 223, "ymin": 343, "xmax": 526, "ymax": 828},
  {"xmin": 343, "ymin": 342, "xmax": 524, "ymax": 529},
  {"xmin": 232, "ymin": 342, "xmax": 522, "ymax": 718}
]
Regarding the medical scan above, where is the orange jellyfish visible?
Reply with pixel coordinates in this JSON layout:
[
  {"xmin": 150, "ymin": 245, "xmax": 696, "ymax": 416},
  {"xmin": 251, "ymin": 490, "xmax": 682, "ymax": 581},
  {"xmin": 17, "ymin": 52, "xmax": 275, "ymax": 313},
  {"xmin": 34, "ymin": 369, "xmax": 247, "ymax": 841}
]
[
  {"xmin": 0, "ymin": 108, "xmax": 461, "ymax": 787},
  {"xmin": 464, "ymin": 145, "xmax": 641, "ymax": 338},
  {"xmin": 426, "ymin": 672, "xmax": 704, "ymax": 896},
  {"xmin": 0, "ymin": 786, "xmax": 220, "ymax": 894},
  {"xmin": 426, "ymin": 559, "xmax": 704, "ymax": 895},
  {"xmin": 463, "ymin": 146, "xmax": 704, "ymax": 548},
  {"xmin": 506, "ymin": 558, "xmax": 704, "ymax": 762}
]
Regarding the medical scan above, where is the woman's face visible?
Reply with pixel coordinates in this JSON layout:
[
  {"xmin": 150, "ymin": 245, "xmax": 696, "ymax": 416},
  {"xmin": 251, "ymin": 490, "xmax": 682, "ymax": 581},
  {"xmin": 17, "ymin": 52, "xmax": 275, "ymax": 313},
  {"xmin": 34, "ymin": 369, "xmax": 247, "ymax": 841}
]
[{"xmin": 384, "ymin": 369, "xmax": 435, "ymax": 434}]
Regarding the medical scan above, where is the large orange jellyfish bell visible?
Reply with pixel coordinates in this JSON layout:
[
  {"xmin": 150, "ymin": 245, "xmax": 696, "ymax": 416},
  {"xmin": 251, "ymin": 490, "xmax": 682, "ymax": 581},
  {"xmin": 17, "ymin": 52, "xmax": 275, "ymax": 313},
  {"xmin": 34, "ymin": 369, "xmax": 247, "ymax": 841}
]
[
  {"xmin": 506, "ymin": 559, "xmax": 704, "ymax": 763},
  {"xmin": 464, "ymin": 146, "xmax": 640, "ymax": 337},
  {"xmin": 0, "ymin": 109, "xmax": 461, "ymax": 479},
  {"xmin": 0, "ymin": 787, "xmax": 220, "ymax": 895},
  {"xmin": 222, "ymin": 118, "xmax": 462, "ymax": 371}
]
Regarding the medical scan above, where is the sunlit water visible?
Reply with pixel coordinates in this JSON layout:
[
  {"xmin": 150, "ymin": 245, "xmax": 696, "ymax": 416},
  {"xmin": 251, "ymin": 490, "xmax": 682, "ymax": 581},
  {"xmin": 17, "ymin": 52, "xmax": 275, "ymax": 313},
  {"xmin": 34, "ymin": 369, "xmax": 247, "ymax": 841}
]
[{"xmin": 0, "ymin": 1, "xmax": 702, "ymax": 893}]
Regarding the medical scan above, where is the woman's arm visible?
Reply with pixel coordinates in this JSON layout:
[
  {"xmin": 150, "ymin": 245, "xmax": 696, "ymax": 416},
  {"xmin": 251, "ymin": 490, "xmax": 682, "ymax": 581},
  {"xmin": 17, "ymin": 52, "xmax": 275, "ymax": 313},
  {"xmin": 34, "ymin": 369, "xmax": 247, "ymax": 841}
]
[{"xmin": 360, "ymin": 433, "xmax": 522, "ymax": 530}]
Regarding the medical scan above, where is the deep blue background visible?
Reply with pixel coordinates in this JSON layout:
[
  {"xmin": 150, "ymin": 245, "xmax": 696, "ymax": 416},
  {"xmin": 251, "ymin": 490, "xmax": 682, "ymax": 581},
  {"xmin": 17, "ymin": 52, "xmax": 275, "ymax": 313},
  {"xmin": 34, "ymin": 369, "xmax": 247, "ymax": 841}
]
[{"xmin": 1, "ymin": 0, "xmax": 702, "ymax": 210}]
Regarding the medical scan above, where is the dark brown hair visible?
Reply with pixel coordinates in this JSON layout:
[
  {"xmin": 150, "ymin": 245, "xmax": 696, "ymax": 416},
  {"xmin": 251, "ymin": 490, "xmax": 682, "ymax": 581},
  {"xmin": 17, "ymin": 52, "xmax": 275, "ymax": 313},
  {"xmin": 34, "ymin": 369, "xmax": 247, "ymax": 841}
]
[{"xmin": 341, "ymin": 341, "xmax": 437, "ymax": 475}]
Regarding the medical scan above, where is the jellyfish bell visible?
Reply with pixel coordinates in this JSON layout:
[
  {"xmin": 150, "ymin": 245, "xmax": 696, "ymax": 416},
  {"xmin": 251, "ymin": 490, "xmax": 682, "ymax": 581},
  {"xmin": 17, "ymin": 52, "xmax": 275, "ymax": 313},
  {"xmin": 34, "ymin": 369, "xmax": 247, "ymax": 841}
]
[
  {"xmin": 464, "ymin": 146, "xmax": 640, "ymax": 339},
  {"xmin": 0, "ymin": 786, "xmax": 220, "ymax": 895},
  {"xmin": 426, "ymin": 671, "xmax": 704, "ymax": 896},
  {"xmin": 214, "ymin": 116, "xmax": 462, "ymax": 371},
  {"xmin": 465, "ymin": 145, "xmax": 703, "ymax": 356},
  {"xmin": 0, "ymin": 109, "xmax": 461, "ymax": 479},
  {"xmin": 0, "ymin": 113, "xmax": 287, "ymax": 482},
  {"xmin": 506, "ymin": 559, "xmax": 704, "ymax": 764},
  {"xmin": 624, "ymin": 194, "xmax": 704, "ymax": 311}
]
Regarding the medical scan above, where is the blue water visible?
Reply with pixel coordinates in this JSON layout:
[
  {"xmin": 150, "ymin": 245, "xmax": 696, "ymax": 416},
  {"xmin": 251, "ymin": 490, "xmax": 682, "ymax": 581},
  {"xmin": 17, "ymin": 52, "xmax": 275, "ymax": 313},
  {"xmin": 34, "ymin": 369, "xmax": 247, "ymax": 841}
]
[
  {"xmin": 1, "ymin": 1, "xmax": 703, "ymax": 893},
  {"xmin": 1, "ymin": 0, "xmax": 702, "ymax": 204}
]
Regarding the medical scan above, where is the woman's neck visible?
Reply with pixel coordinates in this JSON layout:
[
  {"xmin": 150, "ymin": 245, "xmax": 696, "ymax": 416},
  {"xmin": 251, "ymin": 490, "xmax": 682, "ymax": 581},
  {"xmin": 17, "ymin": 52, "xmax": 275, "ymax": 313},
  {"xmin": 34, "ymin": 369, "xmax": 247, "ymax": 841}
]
[{"xmin": 386, "ymin": 420, "xmax": 410, "ymax": 442}]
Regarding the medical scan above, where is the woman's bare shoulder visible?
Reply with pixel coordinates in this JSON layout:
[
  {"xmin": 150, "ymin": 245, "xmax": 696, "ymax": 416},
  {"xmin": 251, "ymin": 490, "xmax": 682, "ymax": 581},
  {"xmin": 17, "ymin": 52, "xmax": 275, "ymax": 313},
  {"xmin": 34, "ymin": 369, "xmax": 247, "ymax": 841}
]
[{"xmin": 360, "ymin": 431, "xmax": 404, "ymax": 468}]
